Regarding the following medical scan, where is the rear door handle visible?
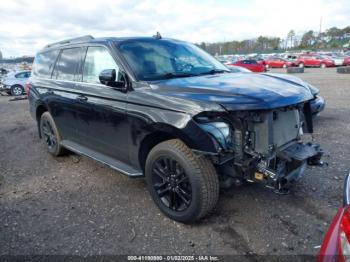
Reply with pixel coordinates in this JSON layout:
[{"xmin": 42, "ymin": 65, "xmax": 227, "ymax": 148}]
[{"xmin": 77, "ymin": 95, "xmax": 88, "ymax": 101}]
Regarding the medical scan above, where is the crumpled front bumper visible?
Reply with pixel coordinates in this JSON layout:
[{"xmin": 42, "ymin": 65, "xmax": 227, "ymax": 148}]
[{"xmin": 256, "ymin": 141, "xmax": 323, "ymax": 191}]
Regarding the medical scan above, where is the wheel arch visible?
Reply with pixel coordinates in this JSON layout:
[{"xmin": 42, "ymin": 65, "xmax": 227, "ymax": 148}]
[
  {"xmin": 138, "ymin": 121, "xmax": 219, "ymax": 171},
  {"xmin": 36, "ymin": 104, "xmax": 48, "ymax": 138},
  {"xmin": 11, "ymin": 84, "xmax": 24, "ymax": 88}
]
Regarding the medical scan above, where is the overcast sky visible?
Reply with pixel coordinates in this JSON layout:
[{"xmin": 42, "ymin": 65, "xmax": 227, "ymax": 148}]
[{"xmin": 0, "ymin": 0, "xmax": 349, "ymax": 57}]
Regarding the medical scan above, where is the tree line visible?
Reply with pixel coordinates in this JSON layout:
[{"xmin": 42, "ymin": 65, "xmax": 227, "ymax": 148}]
[{"xmin": 198, "ymin": 26, "xmax": 350, "ymax": 55}]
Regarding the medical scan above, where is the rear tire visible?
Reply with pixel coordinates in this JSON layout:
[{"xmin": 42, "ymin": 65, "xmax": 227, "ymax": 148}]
[
  {"xmin": 10, "ymin": 85, "xmax": 24, "ymax": 96},
  {"xmin": 283, "ymin": 64, "xmax": 287, "ymax": 68},
  {"xmin": 320, "ymin": 63, "xmax": 326, "ymax": 68},
  {"xmin": 298, "ymin": 63, "xmax": 304, "ymax": 68},
  {"xmin": 145, "ymin": 139, "xmax": 219, "ymax": 223},
  {"xmin": 39, "ymin": 112, "xmax": 66, "ymax": 156}
]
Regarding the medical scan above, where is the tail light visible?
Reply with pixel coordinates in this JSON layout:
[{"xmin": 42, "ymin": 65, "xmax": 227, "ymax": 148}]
[
  {"xmin": 340, "ymin": 210, "xmax": 350, "ymax": 260},
  {"xmin": 318, "ymin": 174, "xmax": 350, "ymax": 262},
  {"xmin": 24, "ymin": 81, "xmax": 31, "ymax": 96}
]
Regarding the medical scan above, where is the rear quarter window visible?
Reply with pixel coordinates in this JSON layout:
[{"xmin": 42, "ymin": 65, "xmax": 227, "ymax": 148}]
[{"xmin": 32, "ymin": 50, "xmax": 59, "ymax": 78}]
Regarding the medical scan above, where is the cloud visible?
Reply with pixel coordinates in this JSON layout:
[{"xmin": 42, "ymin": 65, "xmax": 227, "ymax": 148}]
[{"xmin": 0, "ymin": 0, "xmax": 349, "ymax": 57}]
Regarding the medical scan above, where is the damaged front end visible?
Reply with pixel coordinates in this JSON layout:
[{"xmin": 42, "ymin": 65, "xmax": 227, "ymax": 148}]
[{"xmin": 195, "ymin": 101, "xmax": 323, "ymax": 193}]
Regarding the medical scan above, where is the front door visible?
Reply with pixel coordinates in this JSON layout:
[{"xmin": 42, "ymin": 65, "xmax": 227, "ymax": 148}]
[{"xmin": 73, "ymin": 46, "xmax": 130, "ymax": 163}]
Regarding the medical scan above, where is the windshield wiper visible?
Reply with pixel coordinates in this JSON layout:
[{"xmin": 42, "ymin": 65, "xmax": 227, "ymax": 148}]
[
  {"xmin": 197, "ymin": 69, "xmax": 230, "ymax": 76},
  {"xmin": 161, "ymin": 72, "xmax": 198, "ymax": 79}
]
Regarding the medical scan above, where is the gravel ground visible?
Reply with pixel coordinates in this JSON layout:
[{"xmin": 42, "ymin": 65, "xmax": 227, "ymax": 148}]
[{"xmin": 0, "ymin": 68, "xmax": 349, "ymax": 258}]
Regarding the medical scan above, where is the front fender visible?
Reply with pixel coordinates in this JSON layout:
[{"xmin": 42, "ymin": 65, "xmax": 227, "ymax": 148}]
[
  {"xmin": 149, "ymin": 121, "xmax": 220, "ymax": 154},
  {"xmin": 126, "ymin": 102, "xmax": 220, "ymax": 169}
]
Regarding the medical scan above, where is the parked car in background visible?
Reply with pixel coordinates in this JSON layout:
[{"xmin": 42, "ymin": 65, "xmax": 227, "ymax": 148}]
[
  {"xmin": 29, "ymin": 35, "xmax": 323, "ymax": 222},
  {"xmin": 254, "ymin": 57, "xmax": 266, "ymax": 66},
  {"xmin": 231, "ymin": 59, "xmax": 265, "ymax": 72},
  {"xmin": 264, "ymin": 57, "xmax": 294, "ymax": 68},
  {"xmin": 295, "ymin": 55, "xmax": 334, "ymax": 68},
  {"xmin": 219, "ymin": 58, "xmax": 237, "ymax": 66},
  {"xmin": 321, "ymin": 54, "xmax": 344, "ymax": 66},
  {"xmin": 226, "ymin": 65, "xmax": 252, "ymax": 73},
  {"xmin": 318, "ymin": 173, "xmax": 350, "ymax": 262},
  {"xmin": 1, "ymin": 70, "xmax": 31, "ymax": 96},
  {"xmin": 344, "ymin": 56, "xmax": 350, "ymax": 66},
  {"xmin": 285, "ymin": 54, "xmax": 298, "ymax": 63}
]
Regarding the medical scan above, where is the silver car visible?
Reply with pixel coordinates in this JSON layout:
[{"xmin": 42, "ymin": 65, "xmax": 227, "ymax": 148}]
[{"xmin": 1, "ymin": 70, "xmax": 31, "ymax": 96}]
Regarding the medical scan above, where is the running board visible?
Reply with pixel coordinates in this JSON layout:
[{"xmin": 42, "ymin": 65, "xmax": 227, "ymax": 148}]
[{"xmin": 60, "ymin": 140, "xmax": 143, "ymax": 177}]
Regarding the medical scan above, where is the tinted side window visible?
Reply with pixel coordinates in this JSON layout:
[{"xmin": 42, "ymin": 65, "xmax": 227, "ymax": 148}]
[
  {"xmin": 15, "ymin": 72, "xmax": 25, "ymax": 78},
  {"xmin": 82, "ymin": 46, "xmax": 119, "ymax": 84},
  {"xmin": 33, "ymin": 50, "xmax": 59, "ymax": 78},
  {"xmin": 53, "ymin": 48, "xmax": 82, "ymax": 81}
]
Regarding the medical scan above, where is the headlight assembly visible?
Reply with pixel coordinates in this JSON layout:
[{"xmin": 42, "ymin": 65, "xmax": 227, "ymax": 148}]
[{"xmin": 198, "ymin": 121, "xmax": 232, "ymax": 150}]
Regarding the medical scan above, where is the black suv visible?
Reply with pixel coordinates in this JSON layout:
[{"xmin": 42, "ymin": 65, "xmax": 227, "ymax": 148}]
[{"xmin": 28, "ymin": 35, "xmax": 322, "ymax": 222}]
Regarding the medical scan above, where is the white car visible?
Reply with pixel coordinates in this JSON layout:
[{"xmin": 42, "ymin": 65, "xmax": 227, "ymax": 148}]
[{"xmin": 1, "ymin": 70, "xmax": 31, "ymax": 96}]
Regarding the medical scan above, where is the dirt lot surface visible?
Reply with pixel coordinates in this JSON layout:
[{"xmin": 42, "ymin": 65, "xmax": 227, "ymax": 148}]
[{"xmin": 0, "ymin": 68, "xmax": 350, "ymax": 258}]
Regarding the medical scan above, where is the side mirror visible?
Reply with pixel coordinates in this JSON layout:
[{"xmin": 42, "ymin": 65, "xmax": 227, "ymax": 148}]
[
  {"xmin": 99, "ymin": 69, "xmax": 127, "ymax": 90},
  {"xmin": 99, "ymin": 69, "xmax": 116, "ymax": 85}
]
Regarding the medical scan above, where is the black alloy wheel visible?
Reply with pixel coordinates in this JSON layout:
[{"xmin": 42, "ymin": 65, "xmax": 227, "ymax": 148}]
[
  {"xmin": 39, "ymin": 112, "xmax": 66, "ymax": 156},
  {"xmin": 41, "ymin": 118, "xmax": 57, "ymax": 151},
  {"xmin": 151, "ymin": 156, "xmax": 192, "ymax": 212},
  {"xmin": 145, "ymin": 139, "xmax": 219, "ymax": 223}
]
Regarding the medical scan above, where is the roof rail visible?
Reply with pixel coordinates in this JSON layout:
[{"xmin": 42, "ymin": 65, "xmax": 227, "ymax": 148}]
[{"xmin": 45, "ymin": 35, "xmax": 94, "ymax": 48}]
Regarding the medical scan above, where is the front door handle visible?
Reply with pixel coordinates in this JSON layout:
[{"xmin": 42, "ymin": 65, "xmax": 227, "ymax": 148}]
[{"xmin": 77, "ymin": 95, "xmax": 88, "ymax": 101}]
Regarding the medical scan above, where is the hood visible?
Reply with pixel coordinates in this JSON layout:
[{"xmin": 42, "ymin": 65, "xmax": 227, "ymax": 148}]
[
  {"xmin": 150, "ymin": 73, "xmax": 314, "ymax": 111},
  {"xmin": 262, "ymin": 73, "xmax": 319, "ymax": 95}
]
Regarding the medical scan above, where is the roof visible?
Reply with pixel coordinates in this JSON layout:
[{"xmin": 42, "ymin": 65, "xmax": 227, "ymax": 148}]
[{"xmin": 40, "ymin": 35, "xmax": 182, "ymax": 52}]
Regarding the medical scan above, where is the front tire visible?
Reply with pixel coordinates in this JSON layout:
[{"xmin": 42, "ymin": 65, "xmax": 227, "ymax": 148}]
[
  {"xmin": 10, "ymin": 85, "xmax": 24, "ymax": 96},
  {"xmin": 39, "ymin": 112, "xmax": 65, "ymax": 156},
  {"xmin": 320, "ymin": 63, "xmax": 326, "ymax": 68},
  {"xmin": 145, "ymin": 139, "xmax": 219, "ymax": 223},
  {"xmin": 283, "ymin": 64, "xmax": 288, "ymax": 68},
  {"xmin": 298, "ymin": 63, "xmax": 304, "ymax": 68}
]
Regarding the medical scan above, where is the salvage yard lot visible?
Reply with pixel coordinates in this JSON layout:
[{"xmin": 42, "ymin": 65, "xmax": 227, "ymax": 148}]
[{"xmin": 0, "ymin": 68, "xmax": 349, "ymax": 257}]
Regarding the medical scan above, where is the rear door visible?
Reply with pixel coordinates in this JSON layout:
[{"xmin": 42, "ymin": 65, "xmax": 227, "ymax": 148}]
[
  {"xmin": 73, "ymin": 45, "xmax": 129, "ymax": 163},
  {"xmin": 49, "ymin": 47, "xmax": 84, "ymax": 141}
]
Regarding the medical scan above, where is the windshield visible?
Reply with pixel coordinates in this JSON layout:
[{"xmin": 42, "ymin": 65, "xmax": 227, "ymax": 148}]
[{"xmin": 117, "ymin": 39, "xmax": 229, "ymax": 81}]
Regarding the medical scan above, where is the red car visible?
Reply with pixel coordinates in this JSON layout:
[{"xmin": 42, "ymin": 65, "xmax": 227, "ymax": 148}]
[
  {"xmin": 318, "ymin": 173, "xmax": 350, "ymax": 262},
  {"xmin": 295, "ymin": 55, "xmax": 334, "ymax": 68},
  {"xmin": 344, "ymin": 56, "xmax": 350, "ymax": 66},
  {"xmin": 264, "ymin": 57, "xmax": 294, "ymax": 68},
  {"xmin": 231, "ymin": 60, "xmax": 265, "ymax": 72}
]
